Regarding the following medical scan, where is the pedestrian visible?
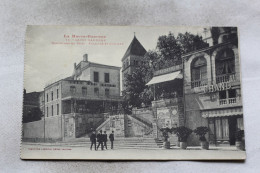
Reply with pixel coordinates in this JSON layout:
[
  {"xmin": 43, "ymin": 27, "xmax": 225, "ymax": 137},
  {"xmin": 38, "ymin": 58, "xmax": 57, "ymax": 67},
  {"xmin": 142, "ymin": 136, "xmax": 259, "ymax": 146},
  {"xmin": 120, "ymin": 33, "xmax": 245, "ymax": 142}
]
[
  {"xmin": 103, "ymin": 131, "xmax": 108, "ymax": 149},
  {"xmin": 109, "ymin": 131, "xmax": 114, "ymax": 149},
  {"xmin": 96, "ymin": 130, "xmax": 103, "ymax": 150},
  {"xmin": 90, "ymin": 130, "xmax": 96, "ymax": 150}
]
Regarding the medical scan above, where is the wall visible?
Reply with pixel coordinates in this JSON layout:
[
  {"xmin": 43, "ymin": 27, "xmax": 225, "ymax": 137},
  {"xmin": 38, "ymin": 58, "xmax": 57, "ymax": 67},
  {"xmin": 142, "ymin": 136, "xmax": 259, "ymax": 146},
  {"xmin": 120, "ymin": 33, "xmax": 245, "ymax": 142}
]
[
  {"xmin": 97, "ymin": 114, "xmax": 125, "ymax": 137},
  {"xmin": 125, "ymin": 115, "xmax": 153, "ymax": 138},
  {"xmin": 22, "ymin": 120, "xmax": 44, "ymax": 142},
  {"xmin": 22, "ymin": 115, "xmax": 63, "ymax": 142},
  {"xmin": 44, "ymin": 81, "xmax": 62, "ymax": 117},
  {"xmin": 61, "ymin": 79, "xmax": 121, "ymax": 101},
  {"xmin": 45, "ymin": 115, "xmax": 63, "ymax": 141}
]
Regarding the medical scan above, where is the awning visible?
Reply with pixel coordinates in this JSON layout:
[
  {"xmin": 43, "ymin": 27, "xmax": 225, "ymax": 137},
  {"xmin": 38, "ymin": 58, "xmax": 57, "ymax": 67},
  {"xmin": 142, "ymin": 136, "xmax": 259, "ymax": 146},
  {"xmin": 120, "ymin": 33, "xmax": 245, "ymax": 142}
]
[
  {"xmin": 202, "ymin": 107, "xmax": 243, "ymax": 118},
  {"xmin": 146, "ymin": 70, "xmax": 182, "ymax": 85}
]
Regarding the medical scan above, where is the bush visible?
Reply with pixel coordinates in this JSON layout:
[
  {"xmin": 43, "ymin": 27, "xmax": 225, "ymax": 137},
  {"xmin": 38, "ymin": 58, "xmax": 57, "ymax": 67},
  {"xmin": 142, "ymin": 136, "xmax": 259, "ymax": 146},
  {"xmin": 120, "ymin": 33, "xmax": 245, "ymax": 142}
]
[
  {"xmin": 236, "ymin": 130, "xmax": 244, "ymax": 141},
  {"xmin": 193, "ymin": 126, "xmax": 209, "ymax": 142},
  {"xmin": 173, "ymin": 126, "xmax": 193, "ymax": 142}
]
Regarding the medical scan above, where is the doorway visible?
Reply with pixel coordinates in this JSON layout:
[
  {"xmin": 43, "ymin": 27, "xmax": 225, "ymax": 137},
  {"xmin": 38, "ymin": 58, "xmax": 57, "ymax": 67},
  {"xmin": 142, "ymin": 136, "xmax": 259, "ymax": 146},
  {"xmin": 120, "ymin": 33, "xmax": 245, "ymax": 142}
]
[{"xmin": 228, "ymin": 117, "xmax": 237, "ymax": 145}]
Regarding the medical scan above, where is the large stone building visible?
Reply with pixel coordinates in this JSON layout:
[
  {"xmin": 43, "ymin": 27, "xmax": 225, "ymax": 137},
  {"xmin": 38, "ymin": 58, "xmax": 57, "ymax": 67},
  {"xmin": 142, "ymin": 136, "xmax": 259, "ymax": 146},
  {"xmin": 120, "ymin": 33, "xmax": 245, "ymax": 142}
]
[
  {"xmin": 121, "ymin": 36, "xmax": 147, "ymax": 91},
  {"xmin": 182, "ymin": 27, "xmax": 242, "ymax": 145},
  {"xmin": 23, "ymin": 54, "xmax": 122, "ymax": 142}
]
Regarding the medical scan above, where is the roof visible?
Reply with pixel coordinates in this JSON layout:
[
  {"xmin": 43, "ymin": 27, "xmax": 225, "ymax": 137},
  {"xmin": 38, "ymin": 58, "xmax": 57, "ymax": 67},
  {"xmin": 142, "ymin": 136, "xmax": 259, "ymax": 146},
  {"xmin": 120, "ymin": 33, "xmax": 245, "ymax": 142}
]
[
  {"xmin": 146, "ymin": 70, "xmax": 183, "ymax": 85},
  {"xmin": 122, "ymin": 36, "xmax": 147, "ymax": 61}
]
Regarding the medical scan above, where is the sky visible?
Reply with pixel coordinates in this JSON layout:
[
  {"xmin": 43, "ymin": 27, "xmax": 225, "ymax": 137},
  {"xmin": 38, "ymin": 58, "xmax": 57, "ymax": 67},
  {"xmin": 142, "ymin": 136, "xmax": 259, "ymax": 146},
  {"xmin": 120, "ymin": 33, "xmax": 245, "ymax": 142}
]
[{"xmin": 24, "ymin": 26, "xmax": 206, "ymax": 92}]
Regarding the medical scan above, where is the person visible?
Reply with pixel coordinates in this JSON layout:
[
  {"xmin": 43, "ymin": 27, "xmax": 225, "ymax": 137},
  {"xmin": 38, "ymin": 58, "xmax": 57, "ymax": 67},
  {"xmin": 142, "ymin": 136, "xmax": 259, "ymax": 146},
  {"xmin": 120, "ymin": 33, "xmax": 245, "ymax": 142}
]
[
  {"xmin": 90, "ymin": 130, "xmax": 96, "ymax": 150},
  {"xmin": 109, "ymin": 131, "xmax": 114, "ymax": 149},
  {"xmin": 96, "ymin": 130, "xmax": 103, "ymax": 150},
  {"xmin": 103, "ymin": 131, "xmax": 108, "ymax": 149}
]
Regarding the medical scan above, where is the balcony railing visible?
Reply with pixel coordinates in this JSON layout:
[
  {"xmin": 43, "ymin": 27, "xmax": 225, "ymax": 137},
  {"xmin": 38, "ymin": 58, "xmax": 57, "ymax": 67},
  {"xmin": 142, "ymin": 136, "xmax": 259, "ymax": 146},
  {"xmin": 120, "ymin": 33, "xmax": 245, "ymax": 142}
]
[
  {"xmin": 62, "ymin": 92, "xmax": 122, "ymax": 101},
  {"xmin": 219, "ymin": 98, "xmax": 237, "ymax": 105},
  {"xmin": 191, "ymin": 79, "xmax": 208, "ymax": 88},
  {"xmin": 216, "ymin": 73, "xmax": 236, "ymax": 83}
]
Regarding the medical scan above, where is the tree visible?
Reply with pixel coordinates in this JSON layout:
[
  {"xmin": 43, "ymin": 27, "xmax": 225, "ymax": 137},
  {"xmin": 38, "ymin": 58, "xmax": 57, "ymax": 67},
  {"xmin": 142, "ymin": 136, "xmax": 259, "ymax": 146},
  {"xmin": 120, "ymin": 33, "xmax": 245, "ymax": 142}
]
[
  {"xmin": 123, "ymin": 31, "xmax": 209, "ymax": 110},
  {"xmin": 23, "ymin": 107, "xmax": 43, "ymax": 123}
]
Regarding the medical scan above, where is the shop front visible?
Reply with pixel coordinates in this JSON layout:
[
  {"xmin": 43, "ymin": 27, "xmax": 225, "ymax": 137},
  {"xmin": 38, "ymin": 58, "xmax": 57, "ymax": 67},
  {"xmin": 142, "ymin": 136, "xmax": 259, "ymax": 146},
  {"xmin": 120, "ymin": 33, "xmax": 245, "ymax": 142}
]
[{"xmin": 202, "ymin": 107, "xmax": 243, "ymax": 145}]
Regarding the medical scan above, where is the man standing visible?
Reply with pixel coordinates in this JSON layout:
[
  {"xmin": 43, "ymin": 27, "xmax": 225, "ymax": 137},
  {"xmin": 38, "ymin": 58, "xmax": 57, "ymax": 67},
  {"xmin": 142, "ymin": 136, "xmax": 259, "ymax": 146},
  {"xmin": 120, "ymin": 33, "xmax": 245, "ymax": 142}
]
[
  {"xmin": 96, "ymin": 130, "xmax": 103, "ymax": 150},
  {"xmin": 109, "ymin": 131, "xmax": 114, "ymax": 149},
  {"xmin": 90, "ymin": 130, "xmax": 96, "ymax": 150},
  {"xmin": 103, "ymin": 131, "xmax": 108, "ymax": 150}
]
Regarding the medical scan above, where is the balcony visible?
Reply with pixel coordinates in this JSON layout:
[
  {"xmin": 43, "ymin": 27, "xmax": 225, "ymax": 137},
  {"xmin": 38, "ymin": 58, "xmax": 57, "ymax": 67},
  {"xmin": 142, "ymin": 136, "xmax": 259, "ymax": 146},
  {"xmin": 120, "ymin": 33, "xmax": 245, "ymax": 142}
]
[
  {"xmin": 219, "ymin": 98, "xmax": 237, "ymax": 106},
  {"xmin": 62, "ymin": 92, "xmax": 122, "ymax": 101},
  {"xmin": 216, "ymin": 73, "xmax": 236, "ymax": 83},
  {"xmin": 191, "ymin": 79, "xmax": 208, "ymax": 88},
  {"xmin": 152, "ymin": 97, "xmax": 183, "ymax": 108}
]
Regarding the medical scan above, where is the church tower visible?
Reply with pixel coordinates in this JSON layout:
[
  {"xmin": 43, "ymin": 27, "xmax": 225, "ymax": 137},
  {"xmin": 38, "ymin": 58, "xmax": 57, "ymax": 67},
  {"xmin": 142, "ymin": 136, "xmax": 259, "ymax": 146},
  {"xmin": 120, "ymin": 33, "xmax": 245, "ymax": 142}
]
[{"xmin": 121, "ymin": 35, "xmax": 147, "ymax": 91}]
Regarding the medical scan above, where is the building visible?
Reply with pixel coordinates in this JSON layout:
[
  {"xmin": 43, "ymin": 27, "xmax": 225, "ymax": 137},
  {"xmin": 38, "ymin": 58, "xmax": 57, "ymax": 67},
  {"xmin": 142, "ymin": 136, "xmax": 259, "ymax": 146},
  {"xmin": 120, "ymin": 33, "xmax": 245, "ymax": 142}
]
[
  {"xmin": 42, "ymin": 54, "xmax": 122, "ymax": 141},
  {"xmin": 183, "ymin": 27, "xmax": 242, "ymax": 146},
  {"xmin": 121, "ymin": 35, "xmax": 147, "ymax": 91}
]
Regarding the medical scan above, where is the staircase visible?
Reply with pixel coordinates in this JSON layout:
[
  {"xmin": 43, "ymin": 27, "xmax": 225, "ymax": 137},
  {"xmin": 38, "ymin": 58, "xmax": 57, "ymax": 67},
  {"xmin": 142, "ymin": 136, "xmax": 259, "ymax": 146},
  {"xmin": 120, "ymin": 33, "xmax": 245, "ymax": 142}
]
[{"xmin": 60, "ymin": 137, "xmax": 165, "ymax": 150}]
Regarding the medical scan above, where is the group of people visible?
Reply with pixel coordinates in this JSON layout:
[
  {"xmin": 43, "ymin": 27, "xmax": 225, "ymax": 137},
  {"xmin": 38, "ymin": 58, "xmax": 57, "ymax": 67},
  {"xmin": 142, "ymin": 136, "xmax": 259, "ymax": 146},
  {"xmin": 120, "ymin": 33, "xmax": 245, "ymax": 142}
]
[{"xmin": 90, "ymin": 130, "xmax": 114, "ymax": 151}]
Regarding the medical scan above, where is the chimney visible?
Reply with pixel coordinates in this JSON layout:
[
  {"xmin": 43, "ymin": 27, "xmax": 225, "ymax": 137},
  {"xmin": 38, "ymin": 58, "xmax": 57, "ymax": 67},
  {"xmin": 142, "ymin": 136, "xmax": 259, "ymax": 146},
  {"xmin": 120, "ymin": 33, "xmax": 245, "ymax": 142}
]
[
  {"xmin": 83, "ymin": 54, "xmax": 88, "ymax": 62},
  {"xmin": 74, "ymin": 63, "xmax": 77, "ymax": 69}
]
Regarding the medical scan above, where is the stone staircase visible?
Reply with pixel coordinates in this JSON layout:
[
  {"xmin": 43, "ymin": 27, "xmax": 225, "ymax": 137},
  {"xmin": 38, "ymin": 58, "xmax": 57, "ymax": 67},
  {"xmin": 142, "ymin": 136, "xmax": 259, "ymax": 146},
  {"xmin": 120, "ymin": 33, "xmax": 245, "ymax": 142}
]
[{"xmin": 60, "ymin": 137, "xmax": 165, "ymax": 150}]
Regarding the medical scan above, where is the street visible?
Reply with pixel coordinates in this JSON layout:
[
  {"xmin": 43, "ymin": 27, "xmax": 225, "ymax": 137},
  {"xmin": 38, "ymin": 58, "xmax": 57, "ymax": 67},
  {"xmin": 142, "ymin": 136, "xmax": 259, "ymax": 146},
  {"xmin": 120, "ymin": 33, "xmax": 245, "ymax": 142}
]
[{"xmin": 21, "ymin": 142, "xmax": 246, "ymax": 160}]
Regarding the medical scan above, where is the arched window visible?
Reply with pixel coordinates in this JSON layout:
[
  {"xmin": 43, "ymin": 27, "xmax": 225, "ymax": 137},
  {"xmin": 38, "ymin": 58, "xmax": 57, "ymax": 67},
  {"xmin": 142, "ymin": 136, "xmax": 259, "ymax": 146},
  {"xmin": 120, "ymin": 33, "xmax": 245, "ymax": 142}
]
[
  {"xmin": 191, "ymin": 56, "xmax": 207, "ymax": 88},
  {"xmin": 215, "ymin": 49, "xmax": 235, "ymax": 83}
]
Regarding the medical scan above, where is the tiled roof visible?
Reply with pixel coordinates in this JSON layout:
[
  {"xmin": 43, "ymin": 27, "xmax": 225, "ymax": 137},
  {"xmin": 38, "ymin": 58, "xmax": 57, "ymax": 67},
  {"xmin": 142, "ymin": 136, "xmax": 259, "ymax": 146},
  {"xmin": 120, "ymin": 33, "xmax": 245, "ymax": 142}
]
[{"xmin": 122, "ymin": 36, "xmax": 146, "ymax": 61}]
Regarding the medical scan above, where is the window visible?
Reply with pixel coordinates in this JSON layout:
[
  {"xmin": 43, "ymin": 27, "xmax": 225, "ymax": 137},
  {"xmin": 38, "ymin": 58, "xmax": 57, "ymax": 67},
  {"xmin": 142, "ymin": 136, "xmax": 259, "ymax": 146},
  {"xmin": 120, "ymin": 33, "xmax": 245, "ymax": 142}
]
[
  {"xmin": 215, "ymin": 49, "xmax": 235, "ymax": 83},
  {"xmin": 191, "ymin": 56, "xmax": 207, "ymax": 88},
  {"xmin": 126, "ymin": 59, "xmax": 129, "ymax": 66},
  {"xmin": 219, "ymin": 89, "xmax": 237, "ymax": 105},
  {"xmin": 57, "ymin": 104, "xmax": 59, "ymax": 115},
  {"xmin": 70, "ymin": 86, "xmax": 76, "ymax": 94},
  {"xmin": 105, "ymin": 88, "xmax": 110, "ymax": 97},
  {"xmin": 46, "ymin": 107, "xmax": 48, "ymax": 117},
  {"xmin": 51, "ymin": 91, "xmax": 53, "ymax": 100},
  {"xmin": 51, "ymin": 105, "xmax": 53, "ymax": 116},
  {"xmin": 57, "ymin": 89, "xmax": 59, "ymax": 99},
  {"xmin": 104, "ymin": 73, "xmax": 110, "ymax": 83},
  {"xmin": 94, "ymin": 71, "xmax": 99, "ymax": 82},
  {"xmin": 46, "ymin": 94, "xmax": 48, "ymax": 102},
  {"xmin": 94, "ymin": 88, "xmax": 99, "ymax": 96},
  {"xmin": 82, "ymin": 87, "xmax": 87, "ymax": 96}
]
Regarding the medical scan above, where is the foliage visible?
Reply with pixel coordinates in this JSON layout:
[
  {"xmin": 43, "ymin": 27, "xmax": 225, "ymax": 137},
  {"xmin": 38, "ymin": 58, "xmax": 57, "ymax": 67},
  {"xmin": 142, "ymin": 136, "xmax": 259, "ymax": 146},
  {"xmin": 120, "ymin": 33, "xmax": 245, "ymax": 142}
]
[
  {"xmin": 173, "ymin": 126, "xmax": 193, "ymax": 142},
  {"xmin": 193, "ymin": 126, "xmax": 209, "ymax": 142},
  {"xmin": 123, "ymin": 31, "xmax": 209, "ymax": 109},
  {"xmin": 123, "ymin": 67, "xmax": 149, "ymax": 110},
  {"xmin": 160, "ymin": 127, "xmax": 173, "ymax": 142},
  {"xmin": 23, "ymin": 107, "xmax": 43, "ymax": 123},
  {"xmin": 236, "ymin": 129, "xmax": 244, "ymax": 141}
]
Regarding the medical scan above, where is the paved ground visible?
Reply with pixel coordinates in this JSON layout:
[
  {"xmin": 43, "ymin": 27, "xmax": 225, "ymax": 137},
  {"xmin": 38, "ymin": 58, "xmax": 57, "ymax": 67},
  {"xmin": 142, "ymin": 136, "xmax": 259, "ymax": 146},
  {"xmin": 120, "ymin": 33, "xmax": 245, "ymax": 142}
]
[{"xmin": 20, "ymin": 142, "xmax": 246, "ymax": 160}]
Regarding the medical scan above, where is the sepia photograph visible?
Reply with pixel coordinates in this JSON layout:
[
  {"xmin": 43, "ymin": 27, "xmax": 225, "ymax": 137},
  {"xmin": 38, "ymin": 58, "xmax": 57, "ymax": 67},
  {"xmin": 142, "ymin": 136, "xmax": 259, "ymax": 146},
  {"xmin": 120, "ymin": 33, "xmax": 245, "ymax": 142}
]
[{"xmin": 21, "ymin": 26, "xmax": 245, "ymax": 160}]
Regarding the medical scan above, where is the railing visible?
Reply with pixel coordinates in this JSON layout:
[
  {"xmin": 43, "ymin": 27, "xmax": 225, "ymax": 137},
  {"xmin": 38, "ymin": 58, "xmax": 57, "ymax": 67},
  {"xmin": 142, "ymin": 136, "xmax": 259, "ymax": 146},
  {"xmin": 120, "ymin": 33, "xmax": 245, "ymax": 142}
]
[
  {"xmin": 62, "ymin": 92, "xmax": 122, "ymax": 101},
  {"xmin": 216, "ymin": 73, "xmax": 236, "ymax": 83},
  {"xmin": 191, "ymin": 79, "xmax": 208, "ymax": 88},
  {"xmin": 219, "ymin": 98, "xmax": 237, "ymax": 105}
]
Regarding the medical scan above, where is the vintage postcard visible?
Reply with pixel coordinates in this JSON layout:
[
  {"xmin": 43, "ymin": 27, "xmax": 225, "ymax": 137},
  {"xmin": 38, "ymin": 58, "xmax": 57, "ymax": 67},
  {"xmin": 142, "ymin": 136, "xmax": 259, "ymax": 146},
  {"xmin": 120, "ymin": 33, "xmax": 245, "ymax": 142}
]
[{"xmin": 21, "ymin": 26, "xmax": 246, "ymax": 160}]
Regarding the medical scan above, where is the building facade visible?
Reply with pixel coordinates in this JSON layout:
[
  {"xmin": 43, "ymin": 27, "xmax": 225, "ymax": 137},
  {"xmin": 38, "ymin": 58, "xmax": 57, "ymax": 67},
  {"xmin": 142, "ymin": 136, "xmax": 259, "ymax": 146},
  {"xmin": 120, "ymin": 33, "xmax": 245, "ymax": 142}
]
[
  {"xmin": 42, "ymin": 54, "xmax": 122, "ymax": 141},
  {"xmin": 183, "ymin": 27, "xmax": 243, "ymax": 146}
]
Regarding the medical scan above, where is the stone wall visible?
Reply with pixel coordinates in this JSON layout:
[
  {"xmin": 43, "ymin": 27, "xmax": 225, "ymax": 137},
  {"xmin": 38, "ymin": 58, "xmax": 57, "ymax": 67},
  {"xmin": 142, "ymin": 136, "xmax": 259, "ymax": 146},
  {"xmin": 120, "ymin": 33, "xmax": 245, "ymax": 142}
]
[
  {"xmin": 22, "ymin": 115, "xmax": 63, "ymax": 142},
  {"xmin": 125, "ymin": 115, "xmax": 153, "ymax": 138},
  {"xmin": 22, "ymin": 120, "xmax": 44, "ymax": 142},
  {"xmin": 45, "ymin": 116, "xmax": 63, "ymax": 142}
]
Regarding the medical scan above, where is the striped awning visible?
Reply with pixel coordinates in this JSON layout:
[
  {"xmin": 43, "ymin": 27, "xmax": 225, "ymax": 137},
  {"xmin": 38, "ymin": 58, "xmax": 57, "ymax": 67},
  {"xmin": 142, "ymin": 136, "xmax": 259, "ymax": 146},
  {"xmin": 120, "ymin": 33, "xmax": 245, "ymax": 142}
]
[
  {"xmin": 146, "ymin": 70, "xmax": 182, "ymax": 85},
  {"xmin": 202, "ymin": 107, "xmax": 243, "ymax": 118}
]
